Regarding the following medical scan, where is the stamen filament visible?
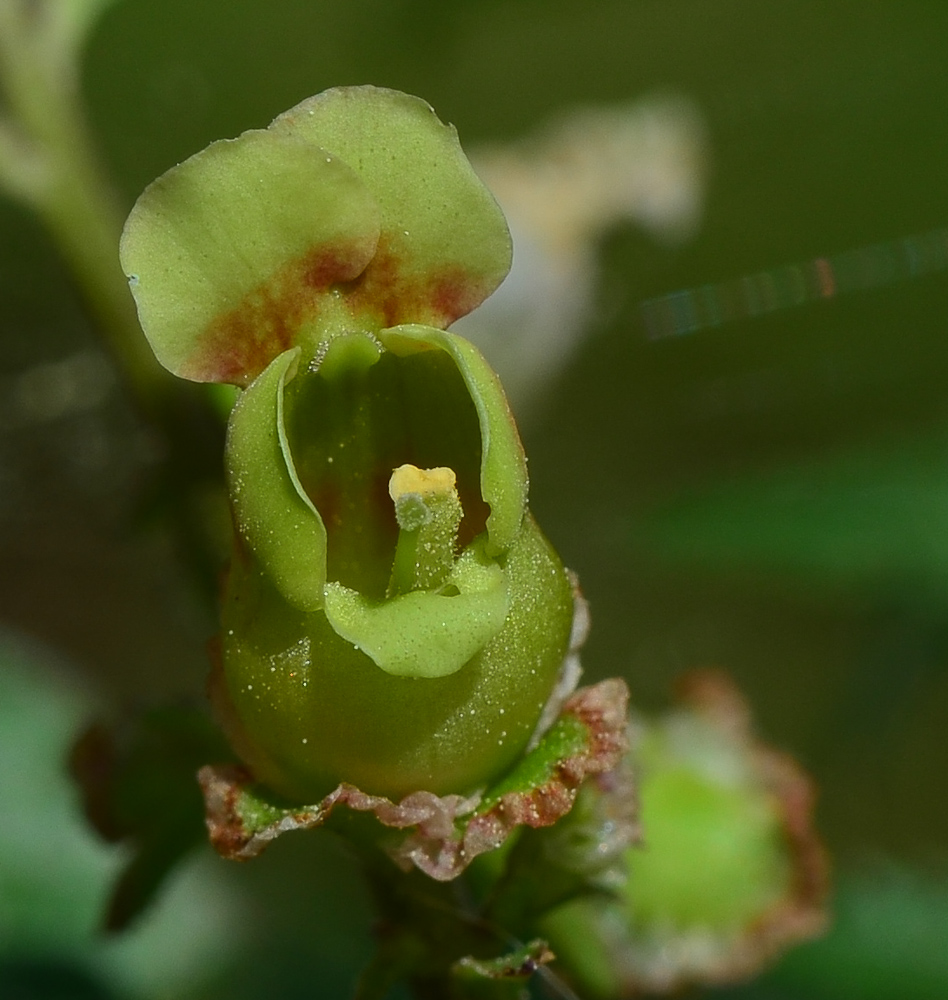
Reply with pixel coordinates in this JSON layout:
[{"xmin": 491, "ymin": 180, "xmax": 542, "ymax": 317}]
[{"xmin": 387, "ymin": 464, "xmax": 462, "ymax": 597}]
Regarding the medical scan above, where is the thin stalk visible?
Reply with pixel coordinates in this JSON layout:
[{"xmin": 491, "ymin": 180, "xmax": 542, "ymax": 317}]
[
  {"xmin": 0, "ymin": 2, "xmax": 228, "ymax": 601},
  {"xmin": 0, "ymin": 0, "xmax": 167, "ymax": 410}
]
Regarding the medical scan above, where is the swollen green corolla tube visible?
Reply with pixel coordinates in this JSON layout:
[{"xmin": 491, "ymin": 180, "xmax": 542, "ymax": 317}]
[
  {"xmin": 119, "ymin": 85, "xmax": 575, "ymax": 802},
  {"xmin": 215, "ymin": 325, "xmax": 574, "ymax": 801}
]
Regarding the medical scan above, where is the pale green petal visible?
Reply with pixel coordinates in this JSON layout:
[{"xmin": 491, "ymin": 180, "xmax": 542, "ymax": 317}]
[
  {"xmin": 120, "ymin": 129, "xmax": 380, "ymax": 385},
  {"xmin": 323, "ymin": 547, "xmax": 509, "ymax": 678},
  {"xmin": 271, "ymin": 87, "xmax": 512, "ymax": 330},
  {"xmin": 226, "ymin": 348, "xmax": 326, "ymax": 611}
]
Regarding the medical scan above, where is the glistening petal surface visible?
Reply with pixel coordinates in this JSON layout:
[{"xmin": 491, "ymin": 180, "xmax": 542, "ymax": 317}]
[
  {"xmin": 226, "ymin": 348, "xmax": 327, "ymax": 611},
  {"xmin": 271, "ymin": 87, "xmax": 512, "ymax": 330},
  {"xmin": 120, "ymin": 130, "xmax": 380, "ymax": 385}
]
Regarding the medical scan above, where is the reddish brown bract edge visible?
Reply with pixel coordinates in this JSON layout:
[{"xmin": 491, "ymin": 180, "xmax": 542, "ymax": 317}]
[
  {"xmin": 198, "ymin": 678, "xmax": 631, "ymax": 880},
  {"xmin": 676, "ymin": 669, "xmax": 830, "ymax": 952},
  {"xmin": 398, "ymin": 678, "xmax": 630, "ymax": 879},
  {"xmin": 611, "ymin": 669, "xmax": 830, "ymax": 994}
]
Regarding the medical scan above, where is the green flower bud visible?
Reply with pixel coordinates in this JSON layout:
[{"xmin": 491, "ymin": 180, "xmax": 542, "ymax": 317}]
[
  {"xmin": 119, "ymin": 86, "xmax": 576, "ymax": 802},
  {"xmin": 540, "ymin": 672, "xmax": 828, "ymax": 997}
]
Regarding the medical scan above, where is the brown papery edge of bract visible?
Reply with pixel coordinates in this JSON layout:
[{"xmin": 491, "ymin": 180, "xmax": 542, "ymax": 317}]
[{"xmin": 199, "ymin": 677, "xmax": 630, "ymax": 881}]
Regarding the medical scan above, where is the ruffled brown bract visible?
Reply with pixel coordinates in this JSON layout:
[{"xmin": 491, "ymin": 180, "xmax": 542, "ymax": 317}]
[
  {"xmin": 604, "ymin": 670, "xmax": 830, "ymax": 995},
  {"xmin": 199, "ymin": 678, "xmax": 630, "ymax": 881}
]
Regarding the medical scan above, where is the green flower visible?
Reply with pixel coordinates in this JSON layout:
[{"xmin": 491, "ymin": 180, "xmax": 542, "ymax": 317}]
[{"xmin": 120, "ymin": 87, "xmax": 575, "ymax": 801}]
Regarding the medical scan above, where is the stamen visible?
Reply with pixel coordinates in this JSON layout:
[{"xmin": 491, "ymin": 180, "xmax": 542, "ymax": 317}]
[{"xmin": 387, "ymin": 464, "xmax": 463, "ymax": 596}]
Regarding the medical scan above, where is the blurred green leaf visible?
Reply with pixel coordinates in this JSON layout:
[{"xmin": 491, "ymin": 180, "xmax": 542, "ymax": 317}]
[
  {"xmin": 760, "ymin": 866, "xmax": 948, "ymax": 1000},
  {"xmin": 634, "ymin": 425, "xmax": 948, "ymax": 591},
  {"xmin": 60, "ymin": 0, "xmax": 124, "ymax": 50},
  {"xmin": 0, "ymin": 630, "xmax": 241, "ymax": 998},
  {"xmin": 71, "ymin": 703, "xmax": 232, "ymax": 930}
]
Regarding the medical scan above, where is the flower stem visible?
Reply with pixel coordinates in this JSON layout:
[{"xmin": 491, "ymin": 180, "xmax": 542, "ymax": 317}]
[{"xmin": 0, "ymin": 2, "xmax": 228, "ymax": 600}]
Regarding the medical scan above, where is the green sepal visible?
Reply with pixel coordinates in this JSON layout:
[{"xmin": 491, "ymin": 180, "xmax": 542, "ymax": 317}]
[
  {"xmin": 452, "ymin": 940, "xmax": 555, "ymax": 995},
  {"xmin": 218, "ymin": 512, "xmax": 574, "ymax": 801},
  {"xmin": 271, "ymin": 87, "xmax": 512, "ymax": 332},
  {"xmin": 621, "ymin": 673, "xmax": 827, "ymax": 943},
  {"xmin": 226, "ymin": 347, "xmax": 327, "ymax": 612},
  {"xmin": 380, "ymin": 325, "xmax": 527, "ymax": 556},
  {"xmin": 478, "ymin": 713, "xmax": 588, "ymax": 810},
  {"xmin": 323, "ymin": 544, "xmax": 510, "ymax": 679},
  {"xmin": 120, "ymin": 126, "xmax": 380, "ymax": 385},
  {"xmin": 538, "ymin": 672, "xmax": 828, "ymax": 999},
  {"xmin": 627, "ymin": 757, "xmax": 790, "ymax": 930}
]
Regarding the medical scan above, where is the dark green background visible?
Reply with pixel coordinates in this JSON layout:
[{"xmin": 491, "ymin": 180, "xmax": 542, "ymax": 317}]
[{"xmin": 2, "ymin": 1, "xmax": 947, "ymax": 997}]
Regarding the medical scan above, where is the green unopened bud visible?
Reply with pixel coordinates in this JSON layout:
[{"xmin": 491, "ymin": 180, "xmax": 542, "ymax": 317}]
[{"xmin": 540, "ymin": 672, "xmax": 828, "ymax": 997}]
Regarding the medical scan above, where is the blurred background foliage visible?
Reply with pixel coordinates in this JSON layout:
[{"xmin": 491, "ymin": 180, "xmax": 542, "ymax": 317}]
[{"xmin": 2, "ymin": 0, "xmax": 948, "ymax": 997}]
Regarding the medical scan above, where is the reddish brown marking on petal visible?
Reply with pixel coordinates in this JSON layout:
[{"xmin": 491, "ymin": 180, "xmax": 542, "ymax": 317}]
[
  {"xmin": 182, "ymin": 230, "xmax": 497, "ymax": 385},
  {"xmin": 299, "ymin": 246, "xmax": 357, "ymax": 289},
  {"xmin": 430, "ymin": 271, "xmax": 487, "ymax": 324},
  {"xmin": 182, "ymin": 239, "xmax": 376, "ymax": 386},
  {"xmin": 343, "ymin": 234, "xmax": 497, "ymax": 330}
]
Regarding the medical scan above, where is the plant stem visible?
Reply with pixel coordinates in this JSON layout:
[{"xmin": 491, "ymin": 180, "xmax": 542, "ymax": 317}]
[
  {"xmin": 0, "ymin": 0, "xmax": 166, "ymax": 409},
  {"xmin": 0, "ymin": 2, "xmax": 228, "ymax": 600}
]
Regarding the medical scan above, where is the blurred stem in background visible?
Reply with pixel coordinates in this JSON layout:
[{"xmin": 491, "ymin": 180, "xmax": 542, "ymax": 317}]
[
  {"xmin": 0, "ymin": 0, "xmax": 228, "ymax": 602},
  {"xmin": 0, "ymin": 0, "xmax": 159, "ymax": 404}
]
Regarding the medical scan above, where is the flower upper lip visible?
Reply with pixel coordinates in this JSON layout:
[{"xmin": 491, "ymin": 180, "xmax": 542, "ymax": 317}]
[{"xmin": 120, "ymin": 86, "xmax": 512, "ymax": 388}]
